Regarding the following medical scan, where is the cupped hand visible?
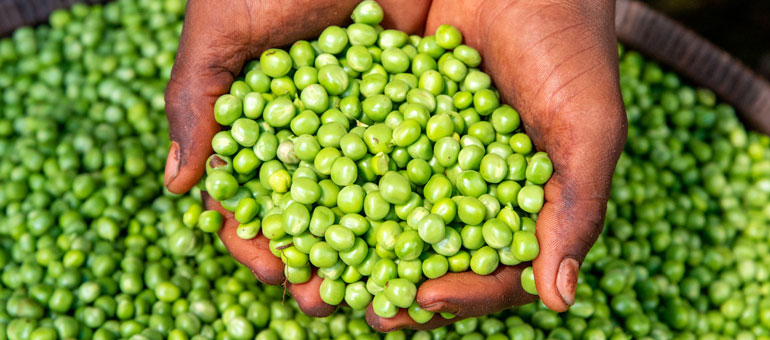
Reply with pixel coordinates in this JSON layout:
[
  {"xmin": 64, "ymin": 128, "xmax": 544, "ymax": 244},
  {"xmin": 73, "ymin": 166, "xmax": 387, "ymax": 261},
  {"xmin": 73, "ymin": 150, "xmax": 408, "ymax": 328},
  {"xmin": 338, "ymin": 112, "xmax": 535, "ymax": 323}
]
[
  {"xmin": 163, "ymin": 0, "xmax": 430, "ymax": 318},
  {"xmin": 366, "ymin": 0, "xmax": 627, "ymax": 331}
]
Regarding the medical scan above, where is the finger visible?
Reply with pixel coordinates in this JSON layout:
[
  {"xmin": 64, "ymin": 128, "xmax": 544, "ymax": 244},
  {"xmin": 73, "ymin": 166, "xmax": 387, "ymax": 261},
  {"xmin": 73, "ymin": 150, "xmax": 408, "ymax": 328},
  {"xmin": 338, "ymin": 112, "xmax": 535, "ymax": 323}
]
[
  {"xmin": 203, "ymin": 192, "xmax": 285, "ymax": 285},
  {"xmin": 365, "ymin": 305, "xmax": 456, "ymax": 332},
  {"xmin": 416, "ymin": 264, "xmax": 537, "ymax": 316},
  {"xmin": 378, "ymin": 0, "xmax": 432, "ymax": 34},
  {"xmin": 286, "ymin": 270, "xmax": 337, "ymax": 317},
  {"xmin": 163, "ymin": 2, "xmax": 253, "ymax": 194},
  {"xmin": 532, "ymin": 172, "xmax": 612, "ymax": 312}
]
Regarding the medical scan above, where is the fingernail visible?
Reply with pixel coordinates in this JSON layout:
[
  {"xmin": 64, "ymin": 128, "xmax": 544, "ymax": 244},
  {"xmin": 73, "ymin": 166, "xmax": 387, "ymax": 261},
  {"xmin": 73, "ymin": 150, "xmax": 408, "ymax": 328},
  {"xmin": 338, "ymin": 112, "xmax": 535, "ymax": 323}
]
[
  {"xmin": 422, "ymin": 301, "xmax": 460, "ymax": 314},
  {"xmin": 556, "ymin": 257, "xmax": 579, "ymax": 306},
  {"xmin": 164, "ymin": 141, "xmax": 180, "ymax": 187}
]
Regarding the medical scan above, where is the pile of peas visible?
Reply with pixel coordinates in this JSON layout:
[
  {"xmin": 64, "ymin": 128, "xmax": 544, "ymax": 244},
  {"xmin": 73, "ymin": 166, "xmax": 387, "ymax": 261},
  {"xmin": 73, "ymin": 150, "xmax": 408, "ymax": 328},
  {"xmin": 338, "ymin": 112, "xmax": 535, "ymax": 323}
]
[
  {"xmin": 1, "ymin": 0, "xmax": 769, "ymax": 339},
  {"xmin": 201, "ymin": 1, "xmax": 551, "ymax": 319}
]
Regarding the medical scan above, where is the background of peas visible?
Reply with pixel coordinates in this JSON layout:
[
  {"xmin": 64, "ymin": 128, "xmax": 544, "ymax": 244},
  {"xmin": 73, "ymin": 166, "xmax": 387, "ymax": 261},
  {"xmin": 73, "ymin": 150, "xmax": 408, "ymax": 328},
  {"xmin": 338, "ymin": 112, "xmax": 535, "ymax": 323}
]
[{"xmin": 0, "ymin": 0, "xmax": 769, "ymax": 340}]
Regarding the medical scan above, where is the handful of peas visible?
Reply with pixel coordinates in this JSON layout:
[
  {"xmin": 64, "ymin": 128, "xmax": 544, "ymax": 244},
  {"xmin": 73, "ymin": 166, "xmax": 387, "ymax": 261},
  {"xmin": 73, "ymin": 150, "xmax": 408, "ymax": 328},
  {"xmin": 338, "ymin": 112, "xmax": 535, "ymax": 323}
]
[{"xmin": 202, "ymin": 1, "xmax": 552, "ymax": 319}]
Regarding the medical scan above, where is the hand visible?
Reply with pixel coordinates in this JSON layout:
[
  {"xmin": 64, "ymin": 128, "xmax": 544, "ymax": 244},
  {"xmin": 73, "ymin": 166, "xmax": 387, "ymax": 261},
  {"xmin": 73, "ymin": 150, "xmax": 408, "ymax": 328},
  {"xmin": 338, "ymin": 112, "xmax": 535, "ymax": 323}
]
[
  {"xmin": 163, "ymin": 0, "xmax": 431, "ymax": 317},
  {"xmin": 366, "ymin": 0, "xmax": 626, "ymax": 331}
]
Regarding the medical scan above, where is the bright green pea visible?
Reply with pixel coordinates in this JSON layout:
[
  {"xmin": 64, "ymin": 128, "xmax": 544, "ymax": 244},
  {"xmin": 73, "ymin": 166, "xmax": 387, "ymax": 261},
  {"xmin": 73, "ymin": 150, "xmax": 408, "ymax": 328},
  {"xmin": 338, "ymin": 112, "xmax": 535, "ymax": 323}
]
[
  {"xmin": 395, "ymin": 230, "xmax": 424, "ymax": 261},
  {"xmin": 434, "ymin": 136, "xmax": 460, "ymax": 167},
  {"xmin": 198, "ymin": 210, "xmax": 223, "ymax": 233},
  {"xmin": 363, "ymin": 123, "xmax": 394, "ymax": 154},
  {"xmin": 348, "ymin": 22, "xmax": 378, "ymax": 46},
  {"xmin": 383, "ymin": 278, "xmax": 416, "ymax": 308},
  {"xmin": 318, "ymin": 278, "xmax": 345, "ymax": 306},
  {"xmin": 425, "ymin": 113, "xmax": 454, "ymax": 141},
  {"xmin": 346, "ymin": 45, "xmax": 373, "ymax": 72},
  {"xmin": 509, "ymin": 133, "xmax": 533, "ymax": 154},
  {"xmin": 479, "ymin": 154, "xmax": 507, "ymax": 184},
  {"xmin": 482, "ymin": 218, "xmax": 513, "ymax": 249},
  {"xmin": 263, "ymin": 97, "xmax": 296, "ymax": 128},
  {"xmin": 385, "ymin": 79, "xmax": 410, "ymax": 102},
  {"xmin": 242, "ymin": 92, "xmax": 266, "ymax": 119},
  {"xmin": 231, "ymin": 118, "xmax": 260, "ymax": 147},
  {"xmin": 260, "ymin": 49, "xmax": 292, "ymax": 78},
  {"xmin": 448, "ymin": 251, "xmax": 471, "ymax": 272},
  {"xmin": 463, "ymin": 70, "xmax": 491, "ymax": 93},
  {"xmin": 372, "ymin": 293, "xmax": 398, "ymax": 318},
  {"xmin": 283, "ymin": 202, "xmax": 310, "ymax": 235},
  {"xmin": 318, "ymin": 26, "xmax": 348, "ymax": 54},
  {"xmin": 309, "ymin": 242, "xmax": 338, "ymax": 268},
  {"xmin": 457, "ymin": 196, "xmax": 486, "ymax": 226},
  {"xmin": 518, "ymin": 185, "xmax": 545, "ymax": 214},
  {"xmin": 453, "ymin": 45, "xmax": 482, "ymax": 67},
  {"xmin": 422, "ymin": 254, "xmax": 449, "ymax": 279},
  {"xmin": 435, "ymin": 24, "xmax": 462, "ymax": 49},
  {"xmin": 344, "ymin": 282, "xmax": 372, "ymax": 310},
  {"xmin": 337, "ymin": 184, "xmax": 365, "ymax": 214},
  {"xmin": 364, "ymin": 191, "xmax": 390, "ymax": 221},
  {"xmin": 205, "ymin": 170, "xmax": 238, "ymax": 201},
  {"xmin": 456, "ymin": 170, "xmax": 487, "ymax": 198},
  {"xmin": 325, "ymin": 225, "xmax": 356, "ymax": 251},
  {"xmin": 407, "ymin": 88, "xmax": 437, "ymax": 113},
  {"xmin": 379, "ymin": 30, "xmax": 408, "ymax": 49},
  {"xmin": 362, "ymin": 94, "xmax": 393, "ymax": 122},
  {"xmin": 330, "ymin": 157, "xmax": 358, "ymax": 186},
  {"xmin": 490, "ymin": 105, "xmax": 520, "ymax": 134},
  {"xmin": 300, "ymin": 84, "xmax": 329, "ymax": 114},
  {"xmin": 339, "ymin": 238, "xmax": 368, "ymax": 266},
  {"xmin": 351, "ymin": 1, "xmax": 384, "ymax": 25},
  {"xmin": 471, "ymin": 246, "xmax": 499, "ymax": 275},
  {"xmin": 290, "ymin": 177, "xmax": 321, "ymax": 205},
  {"xmin": 512, "ymin": 231, "xmax": 539, "ymax": 261},
  {"xmin": 318, "ymin": 64, "xmax": 350, "ymax": 95},
  {"xmin": 440, "ymin": 58, "xmax": 468, "ymax": 83},
  {"xmin": 521, "ymin": 266, "xmax": 537, "ymax": 295},
  {"xmin": 214, "ymin": 94, "xmax": 242, "ymax": 126},
  {"xmin": 310, "ymin": 206, "xmax": 336, "ymax": 236},
  {"xmin": 473, "ymin": 89, "xmax": 499, "ymax": 115},
  {"xmin": 525, "ymin": 152, "xmax": 553, "ymax": 185},
  {"xmin": 398, "ymin": 259, "xmax": 423, "ymax": 284},
  {"xmin": 506, "ymin": 154, "xmax": 527, "ymax": 181},
  {"xmin": 418, "ymin": 214, "xmax": 446, "ymax": 244},
  {"xmin": 379, "ymin": 171, "xmax": 411, "ymax": 205},
  {"xmin": 371, "ymin": 258, "xmax": 398, "ymax": 286},
  {"xmin": 406, "ymin": 158, "xmax": 432, "ymax": 185}
]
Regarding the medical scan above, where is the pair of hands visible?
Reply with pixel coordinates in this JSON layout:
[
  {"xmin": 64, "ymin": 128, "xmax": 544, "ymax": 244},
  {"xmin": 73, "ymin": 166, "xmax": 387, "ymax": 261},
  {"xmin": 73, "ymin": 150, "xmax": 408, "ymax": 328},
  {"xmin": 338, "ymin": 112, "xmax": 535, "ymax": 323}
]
[{"xmin": 163, "ymin": 0, "xmax": 627, "ymax": 332}]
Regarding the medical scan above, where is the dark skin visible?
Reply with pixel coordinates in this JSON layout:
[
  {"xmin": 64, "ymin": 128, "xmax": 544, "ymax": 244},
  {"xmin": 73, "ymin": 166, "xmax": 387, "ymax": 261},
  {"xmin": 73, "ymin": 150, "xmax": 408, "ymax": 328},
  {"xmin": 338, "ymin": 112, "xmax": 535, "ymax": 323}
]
[{"xmin": 164, "ymin": 0, "xmax": 626, "ymax": 332}]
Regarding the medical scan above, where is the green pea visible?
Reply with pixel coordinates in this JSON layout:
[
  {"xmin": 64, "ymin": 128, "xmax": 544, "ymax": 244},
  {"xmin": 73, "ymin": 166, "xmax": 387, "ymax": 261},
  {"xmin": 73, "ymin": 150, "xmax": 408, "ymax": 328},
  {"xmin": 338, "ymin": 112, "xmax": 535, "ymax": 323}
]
[
  {"xmin": 418, "ymin": 214, "xmax": 446, "ymax": 244},
  {"xmin": 283, "ymin": 203, "xmax": 310, "ymax": 235},
  {"xmin": 320, "ymin": 278, "xmax": 346, "ymax": 305},
  {"xmin": 260, "ymin": 49, "xmax": 292, "ymax": 78},
  {"xmin": 205, "ymin": 170, "xmax": 238, "ymax": 201},
  {"xmin": 512, "ymin": 231, "xmax": 540, "ymax": 261},
  {"xmin": 198, "ymin": 210, "xmax": 223, "ymax": 233},
  {"xmin": 262, "ymin": 97, "xmax": 296, "ymax": 128},
  {"xmin": 479, "ymin": 154, "xmax": 508, "ymax": 184},
  {"xmin": 409, "ymin": 303, "xmax": 435, "ymax": 324},
  {"xmin": 525, "ymin": 152, "xmax": 554, "ymax": 185},
  {"xmin": 517, "ymin": 185, "xmax": 545, "ymax": 214},
  {"xmin": 254, "ymin": 132, "xmax": 279, "ymax": 161},
  {"xmin": 471, "ymin": 246, "xmax": 499, "ymax": 275},
  {"xmin": 383, "ymin": 278, "xmax": 416, "ymax": 308},
  {"xmin": 213, "ymin": 94, "xmax": 242, "ymax": 126},
  {"xmin": 372, "ymin": 293, "xmax": 398, "ymax": 318},
  {"xmin": 330, "ymin": 157, "xmax": 358, "ymax": 186},
  {"xmin": 426, "ymin": 113, "xmax": 454, "ymax": 141},
  {"xmin": 407, "ymin": 88, "xmax": 437, "ymax": 112},
  {"xmin": 337, "ymin": 184, "xmax": 365, "ymax": 213},
  {"xmin": 440, "ymin": 58, "xmax": 468, "ymax": 83},
  {"xmin": 448, "ymin": 251, "xmax": 471, "ymax": 272},
  {"xmin": 395, "ymin": 230, "xmax": 424, "ymax": 261},
  {"xmin": 461, "ymin": 225, "xmax": 484, "ymax": 250},
  {"xmin": 521, "ymin": 266, "xmax": 537, "ymax": 295},
  {"xmin": 309, "ymin": 242, "xmax": 338, "ymax": 268},
  {"xmin": 434, "ymin": 136, "xmax": 461, "ymax": 167},
  {"xmin": 325, "ymin": 225, "xmax": 356, "ymax": 251},
  {"xmin": 371, "ymin": 258, "xmax": 398, "ymax": 287},
  {"xmin": 364, "ymin": 191, "xmax": 390, "ymax": 221},
  {"xmin": 339, "ymin": 238, "xmax": 369, "ymax": 266},
  {"xmin": 318, "ymin": 65, "xmax": 350, "ymax": 95},
  {"xmin": 379, "ymin": 171, "xmax": 411, "ymax": 204},
  {"xmin": 422, "ymin": 254, "xmax": 449, "ymax": 279},
  {"xmin": 509, "ymin": 133, "xmax": 533, "ymax": 154},
  {"xmin": 385, "ymin": 79, "xmax": 410, "ymax": 102},
  {"xmin": 363, "ymin": 124, "xmax": 394, "ymax": 154},
  {"xmin": 347, "ymin": 23, "xmax": 378, "ymax": 47},
  {"xmin": 398, "ymin": 259, "xmax": 423, "ymax": 284},
  {"xmin": 456, "ymin": 170, "xmax": 488, "ymax": 198},
  {"xmin": 268, "ymin": 169, "xmax": 291, "ymax": 193},
  {"xmin": 243, "ymin": 92, "xmax": 266, "ymax": 119},
  {"xmin": 481, "ymin": 218, "xmax": 513, "ymax": 249},
  {"xmin": 234, "ymin": 197, "xmax": 258, "ymax": 224},
  {"xmin": 379, "ymin": 30, "xmax": 408, "ymax": 49},
  {"xmin": 453, "ymin": 45, "xmax": 482, "ymax": 67},
  {"xmin": 318, "ymin": 26, "xmax": 348, "ymax": 54},
  {"xmin": 344, "ymin": 282, "xmax": 372, "ymax": 310},
  {"xmin": 473, "ymin": 89, "xmax": 499, "ymax": 115},
  {"xmin": 435, "ymin": 24, "xmax": 462, "ymax": 49},
  {"xmin": 352, "ymin": 1, "xmax": 384, "ymax": 25}
]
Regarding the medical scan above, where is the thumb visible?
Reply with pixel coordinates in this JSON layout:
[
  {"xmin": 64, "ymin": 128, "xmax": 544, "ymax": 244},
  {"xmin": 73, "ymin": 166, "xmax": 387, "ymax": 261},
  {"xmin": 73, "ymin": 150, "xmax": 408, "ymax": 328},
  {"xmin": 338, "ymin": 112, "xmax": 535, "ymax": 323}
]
[
  {"xmin": 163, "ymin": 2, "xmax": 252, "ymax": 194},
  {"xmin": 532, "ymin": 161, "xmax": 616, "ymax": 312}
]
